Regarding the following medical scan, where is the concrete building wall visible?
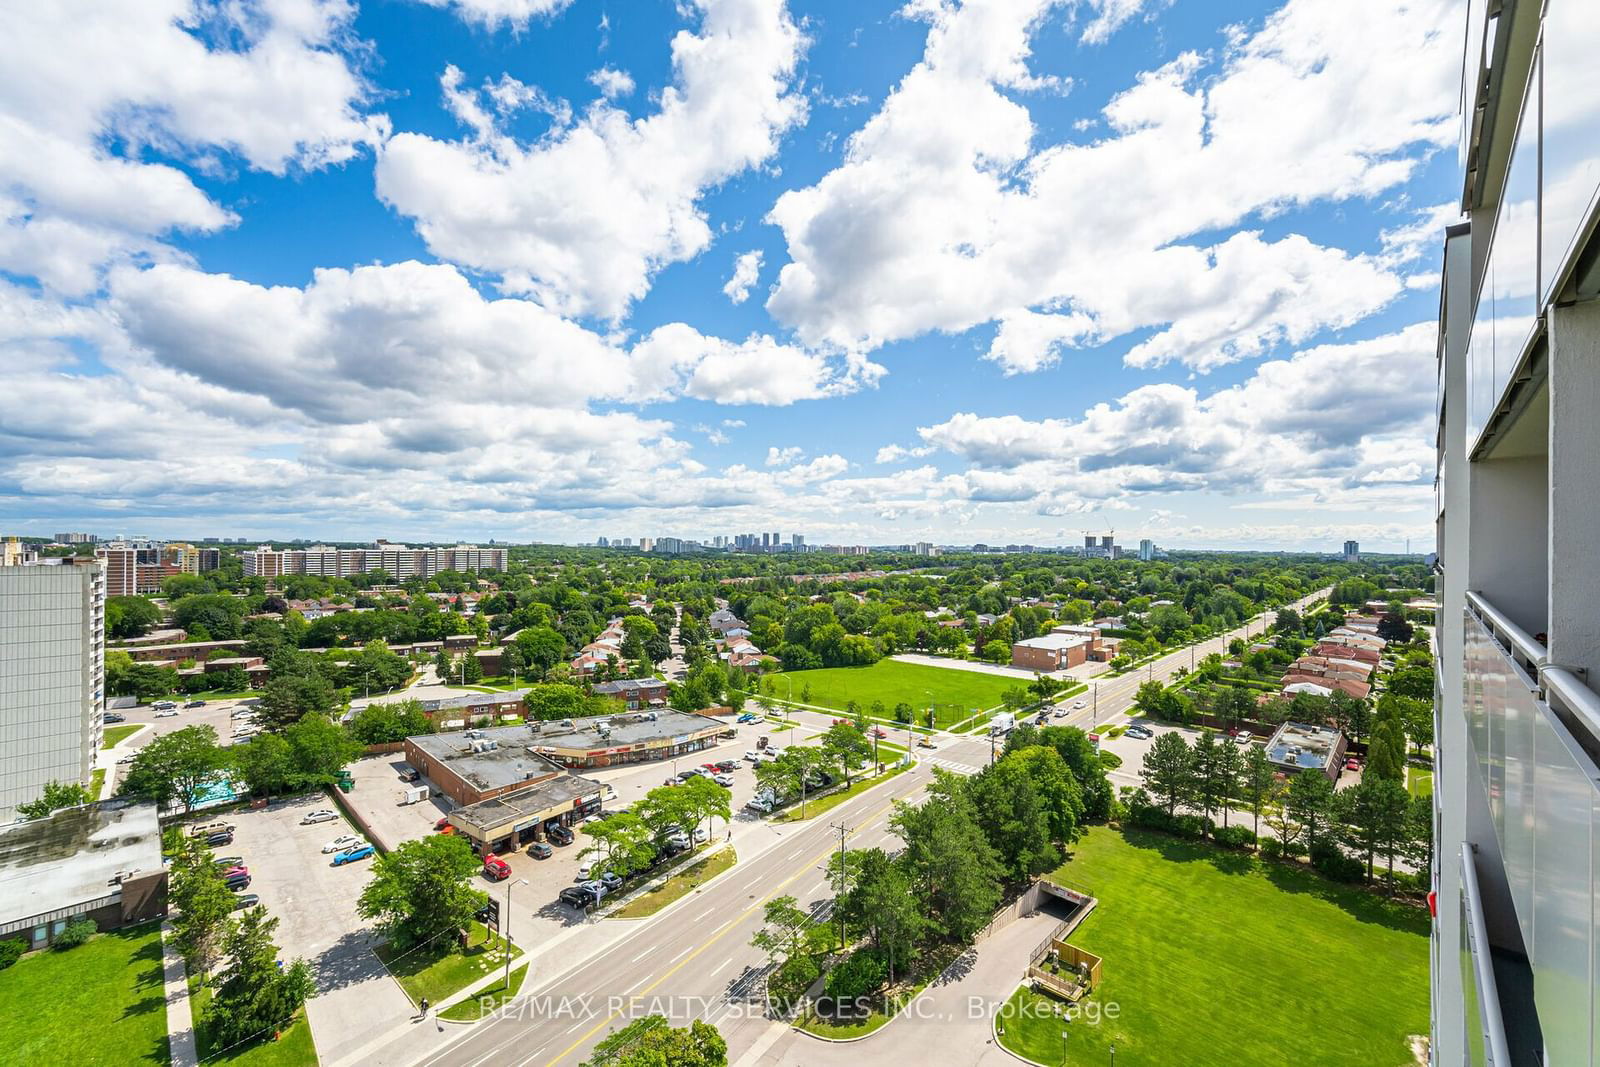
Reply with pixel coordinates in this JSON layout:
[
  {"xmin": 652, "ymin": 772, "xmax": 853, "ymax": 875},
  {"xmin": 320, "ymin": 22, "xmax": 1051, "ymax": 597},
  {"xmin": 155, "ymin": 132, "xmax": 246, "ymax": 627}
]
[{"xmin": 0, "ymin": 560, "xmax": 105, "ymax": 821}]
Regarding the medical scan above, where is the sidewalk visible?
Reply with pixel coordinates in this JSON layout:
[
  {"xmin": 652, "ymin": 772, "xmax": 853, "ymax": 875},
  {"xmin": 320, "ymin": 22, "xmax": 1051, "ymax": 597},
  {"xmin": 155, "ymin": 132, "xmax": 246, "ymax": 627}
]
[{"xmin": 160, "ymin": 921, "xmax": 199, "ymax": 1067}]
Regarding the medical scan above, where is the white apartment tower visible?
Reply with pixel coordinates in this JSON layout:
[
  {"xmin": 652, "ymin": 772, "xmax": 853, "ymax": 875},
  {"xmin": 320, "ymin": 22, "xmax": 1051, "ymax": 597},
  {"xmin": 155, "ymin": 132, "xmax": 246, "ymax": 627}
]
[
  {"xmin": 1433, "ymin": 2, "xmax": 1600, "ymax": 1064},
  {"xmin": 0, "ymin": 558, "xmax": 105, "ymax": 822}
]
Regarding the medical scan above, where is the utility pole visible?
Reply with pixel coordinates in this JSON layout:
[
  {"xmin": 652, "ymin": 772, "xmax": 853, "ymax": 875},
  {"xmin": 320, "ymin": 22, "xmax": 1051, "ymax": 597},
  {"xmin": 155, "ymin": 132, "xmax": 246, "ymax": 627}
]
[{"xmin": 828, "ymin": 821, "xmax": 850, "ymax": 948}]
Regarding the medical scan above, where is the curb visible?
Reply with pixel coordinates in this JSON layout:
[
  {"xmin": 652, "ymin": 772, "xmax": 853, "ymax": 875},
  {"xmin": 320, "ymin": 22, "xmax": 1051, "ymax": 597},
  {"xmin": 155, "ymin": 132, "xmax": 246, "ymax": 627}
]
[{"xmin": 990, "ymin": 992, "xmax": 1053, "ymax": 1067}]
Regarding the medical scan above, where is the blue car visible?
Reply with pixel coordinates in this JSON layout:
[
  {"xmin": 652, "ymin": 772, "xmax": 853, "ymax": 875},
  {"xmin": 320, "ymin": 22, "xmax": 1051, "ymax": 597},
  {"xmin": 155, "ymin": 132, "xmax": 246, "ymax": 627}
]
[{"xmin": 331, "ymin": 844, "xmax": 375, "ymax": 866}]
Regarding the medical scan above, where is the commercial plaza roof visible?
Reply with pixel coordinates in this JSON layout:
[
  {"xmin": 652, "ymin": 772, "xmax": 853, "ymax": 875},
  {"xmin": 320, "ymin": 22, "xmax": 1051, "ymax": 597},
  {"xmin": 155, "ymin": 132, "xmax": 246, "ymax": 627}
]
[
  {"xmin": 0, "ymin": 802, "xmax": 163, "ymax": 932},
  {"xmin": 1264, "ymin": 722, "xmax": 1343, "ymax": 773},
  {"xmin": 407, "ymin": 731, "xmax": 568, "ymax": 793},
  {"xmin": 525, "ymin": 709, "xmax": 724, "ymax": 753},
  {"xmin": 448, "ymin": 773, "xmax": 604, "ymax": 837}
]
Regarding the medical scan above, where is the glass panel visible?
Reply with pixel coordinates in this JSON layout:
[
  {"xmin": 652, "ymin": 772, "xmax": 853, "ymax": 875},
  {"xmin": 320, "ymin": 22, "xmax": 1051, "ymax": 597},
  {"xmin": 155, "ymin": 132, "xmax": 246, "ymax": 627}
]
[{"xmin": 1541, "ymin": 0, "xmax": 1600, "ymax": 302}]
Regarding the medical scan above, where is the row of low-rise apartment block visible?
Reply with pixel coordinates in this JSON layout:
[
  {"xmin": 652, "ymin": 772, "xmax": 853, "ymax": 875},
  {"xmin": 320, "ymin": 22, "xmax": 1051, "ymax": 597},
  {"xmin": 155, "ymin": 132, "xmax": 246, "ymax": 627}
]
[
  {"xmin": 97, "ymin": 541, "xmax": 222, "ymax": 596},
  {"xmin": 241, "ymin": 541, "xmax": 507, "ymax": 579},
  {"xmin": 1433, "ymin": 1, "xmax": 1600, "ymax": 1064},
  {"xmin": 0, "ymin": 557, "xmax": 105, "ymax": 823}
]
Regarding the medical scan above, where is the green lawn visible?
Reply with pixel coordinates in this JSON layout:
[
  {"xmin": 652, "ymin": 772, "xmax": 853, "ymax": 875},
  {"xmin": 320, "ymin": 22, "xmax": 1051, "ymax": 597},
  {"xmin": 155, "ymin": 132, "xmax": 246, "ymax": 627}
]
[
  {"xmin": 766, "ymin": 660, "xmax": 1018, "ymax": 726},
  {"xmin": 612, "ymin": 848, "xmax": 737, "ymax": 919},
  {"xmin": 190, "ymin": 978, "xmax": 317, "ymax": 1066},
  {"xmin": 772, "ymin": 763, "xmax": 910, "ymax": 823},
  {"xmin": 997, "ymin": 827, "xmax": 1429, "ymax": 1066},
  {"xmin": 1407, "ymin": 766, "xmax": 1434, "ymax": 799},
  {"xmin": 374, "ymin": 922, "xmax": 522, "ymax": 1006},
  {"xmin": 102, "ymin": 723, "xmax": 146, "ymax": 748},
  {"xmin": 90, "ymin": 767, "xmax": 107, "ymax": 799},
  {"xmin": 0, "ymin": 924, "xmax": 170, "ymax": 1065},
  {"xmin": 439, "ymin": 964, "xmax": 528, "ymax": 1021}
]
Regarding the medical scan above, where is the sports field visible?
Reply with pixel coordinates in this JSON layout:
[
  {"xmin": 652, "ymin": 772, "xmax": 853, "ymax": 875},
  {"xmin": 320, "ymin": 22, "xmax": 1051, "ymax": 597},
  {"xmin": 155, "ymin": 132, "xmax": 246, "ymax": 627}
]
[
  {"xmin": 766, "ymin": 659, "xmax": 1018, "ymax": 726},
  {"xmin": 998, "ymin": 826, "xmax": 1429, "ymax": 1066}
]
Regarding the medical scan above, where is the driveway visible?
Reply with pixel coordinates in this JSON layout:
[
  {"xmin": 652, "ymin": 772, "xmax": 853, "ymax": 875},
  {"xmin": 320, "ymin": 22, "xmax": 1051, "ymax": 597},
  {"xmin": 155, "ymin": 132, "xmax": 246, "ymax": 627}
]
[{"xmin": 223, "ymin": 793, "xmax": 412, "ymax": 1064}]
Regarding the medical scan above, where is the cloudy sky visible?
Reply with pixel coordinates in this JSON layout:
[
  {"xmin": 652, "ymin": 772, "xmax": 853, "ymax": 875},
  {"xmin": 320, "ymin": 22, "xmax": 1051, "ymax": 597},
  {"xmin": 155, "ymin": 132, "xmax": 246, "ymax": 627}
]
[{"xmin": 1, "ymin": 0, "xmax": 1459, "ymax": 550}]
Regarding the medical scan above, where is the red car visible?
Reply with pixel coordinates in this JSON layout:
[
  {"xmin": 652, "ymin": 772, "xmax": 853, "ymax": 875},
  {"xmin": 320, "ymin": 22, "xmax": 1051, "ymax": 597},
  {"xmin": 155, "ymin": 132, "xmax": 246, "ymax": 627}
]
[
  {"xmin": 831, "ymin": 718, "xmax": 847, "ymax": 727},
  {"xmin": 434, "ymin": 817, "xmax": 450, "ymax": 831},
  {"xmin": 482, "ymin": 855, "xmax": 511, "ymax": 881},
  {"xmin": 871, "ymin": 727, "xmax": 888, "ymax": 738},
  {"xmin": 1345, "ymin": 758, "xmax": 1362, "ymax": 772}
]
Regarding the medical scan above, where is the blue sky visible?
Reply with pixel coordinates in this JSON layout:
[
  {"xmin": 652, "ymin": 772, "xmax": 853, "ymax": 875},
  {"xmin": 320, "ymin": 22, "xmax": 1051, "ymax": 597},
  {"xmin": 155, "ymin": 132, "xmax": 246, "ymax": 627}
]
[{"xmin": 0, "ymin": 0, "xmax": 1461, "ymax": 550}]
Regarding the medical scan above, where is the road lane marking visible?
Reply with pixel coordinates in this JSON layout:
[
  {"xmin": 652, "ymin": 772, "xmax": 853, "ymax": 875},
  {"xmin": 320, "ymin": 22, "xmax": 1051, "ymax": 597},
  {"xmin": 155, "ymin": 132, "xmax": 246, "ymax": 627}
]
[
  {"xmin": 709, "ymin": 955, "xmax": 735, "ymax": 976},
  {"xmin": 669, "ymin": 944, "xmax": 694, "ymax": 964},
  {"xmin": 630, "ymin": 948, "xmax": 653, "ymax": 962}
]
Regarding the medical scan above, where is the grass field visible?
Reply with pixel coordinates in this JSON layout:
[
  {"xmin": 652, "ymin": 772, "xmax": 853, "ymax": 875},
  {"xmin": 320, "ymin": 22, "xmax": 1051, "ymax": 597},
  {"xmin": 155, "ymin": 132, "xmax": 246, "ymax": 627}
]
[
  {"xmin": 1407, "ymin": 766, "xmax": 1434, "ymax": 799},
  {"xmin": 90, "ymin": 767, "xmax": 107, "ymax": 799},
  {"xmin": 0, "ymin": 924, "xmax": 170, "ymax": 1065},
  {"xmin": 190, "ymin": 978, "xmax": 317, "ymax": 1066},
  {"xmin": 612, "ymin": 848, "xmax": 737, "ymax": 919},
  {"xmin": 375, "ymin": 922, "xmax": 521, "ymax": 1006},
  {"xmin": 996, "ymin": 827, "xmax": 1429, "ymax": 1066},
  {"xmin": 102, "ymin": 723, "xmax": 146, "ymax": 748},
  {"xmin": 439, "ymin": 964, "xmax": 528, "ymax": 1021},
  {"xmin": 767, "ymin": 660, "xmax": 1018, "ymax": 726}
]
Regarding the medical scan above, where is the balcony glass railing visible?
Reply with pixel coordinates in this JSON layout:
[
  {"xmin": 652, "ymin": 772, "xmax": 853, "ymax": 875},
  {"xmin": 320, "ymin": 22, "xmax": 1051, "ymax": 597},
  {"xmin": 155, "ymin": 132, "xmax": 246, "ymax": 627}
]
[
  {"xmin": 1462, "ymin": 593, "xmax": 1600, "ymax": 1065},
  {"xmin": 1459, "ymin": 849, "xmax": 1509, "ymax": 1067}
]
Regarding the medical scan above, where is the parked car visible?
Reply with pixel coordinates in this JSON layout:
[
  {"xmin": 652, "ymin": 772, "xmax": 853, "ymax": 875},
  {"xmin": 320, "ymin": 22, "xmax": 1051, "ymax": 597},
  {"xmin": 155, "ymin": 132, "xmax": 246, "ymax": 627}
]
[
  {"xmin": 483, "ymin": 855, "xmax": 512, "ymax": 881},
  {"xmin": 714, "ymin": 760, "xmax": 739, "ymax": 772},
  {"xmin": 104, "ymin": 712, "xmax": 125, "ymax": 724},
  {"xmin": 152, "ymin": 700, "xmax": 177, "ymax": 711},
  {"xmin": 1125, "ymin": 725, "xmax": 1153, "ymax": 740},
  {"xmin": 223, "ymin": 872, "xmax": 251, "ymax": 891},
  {"xmin": 232, "ymin": 893, "xmax": 261, "ymax": 910},
  {"xmin": 433, "ymin": 817, "xmax": 451, "ymax": 831},
  {"xmin": 189, "ymin": 821, "xmax": 235, "ymax": 838},
  {"xmin": 559, "ymin": 885, "xmax": 601, "ymax": 909},
  {"xmin": 658, "ymin": 838, "xmax": 688, "ymax": 858},
  {"xmin": 332, "ymin": 844, "xmax": 375, "ymax": 866},
  {"xmin": 204, "ymin": 831, "xmax": 234, "ymax": 847},
  {"xmin": 1345, "ymin": 757, "xmax": 1362, "ymax": 771},
  {"xmin": 399, "ymin": 768, "xmax": 420, "ymax": 783},
  {"xmin": 231, "ymin": 708, "xmax": 254, "ymax": 718},
  {"xmin": 1235, "ymin": 732, "xmax": 1254, "ymax": 746},
  {"xmin": 712, "ymin": 773, "xmax": 735, "ymax": 787},
  {"xmin": 322, "ymin": 835, "xmax": 363, "ymax": 854},
  {"xmin": 117, "ymin": 754, "xmax": 138, "ymax": 765},
  {"xmin": 184, "ymin": 700, "xmax": 206, "ymax": 709},
  {"xmin": 156, "ymin": 709, "xmax": 179, "ymax": 718},
  {"xmin": 744, "ymin": 750, "xmax": 763, "ymax": 763},
  {"xmin": 211, "ymin": 856, "xmax": 244, "ymax": 869},
  {"xmin": 528, "ymin": 841, "xmax": 553, "ymax": 859},
  {"xmin": 599, "ymin": 872, "xmax": 623, "ymax": 891},
  {"xmin": 547, "ymin": 824, "xmax": 574, "ymax": 846},
  {"xmin": 218, "ymin": 865, "xmax": 248, "ymax": 880},
  {"xmin": 691, "ymin": 827, "xmax": 709, "ymax": 844},
  {"xmin": 301, "ymin": 810, "xmax": 338, "ymax": 825},
  {"xmin": 576, "ymin": 862, "xmax": 595, "ymax": 881}
]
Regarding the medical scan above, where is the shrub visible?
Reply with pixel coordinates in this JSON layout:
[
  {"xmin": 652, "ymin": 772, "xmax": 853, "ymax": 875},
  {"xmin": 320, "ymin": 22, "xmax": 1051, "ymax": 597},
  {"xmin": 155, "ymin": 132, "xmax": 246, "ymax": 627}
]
[
  {"xmin": 0, "ymin": 938, "xmax": 24, "ymax": 969},
  {"xmin": 51, "ymin": 917, "xmax": 97, "ymax": 950},
  {"xmin": 1309, "ymin": 841, "xmax": 1366, "ymax": 883},
  {"xmin": 824, "ymin": 947, "xmax": 888, "ymax": 1002},
  {"xmin": 1172, "ymin": 814, "xmax": 1208, "ymax": 839},
  {"xmin": 768, "ymin": 953, "xmax": 820, "ymax": 1013},
  {"xmin": 1259, "ymin": 838, "xmax": 1283, "ymax": 860},
  {"xmin": 1213, "ymin": 825, "xmax": 1258, "ymax": 850},
  {"xmin": 1097, "ymin": 750, "xmax": 1123, "ymax": 771}
]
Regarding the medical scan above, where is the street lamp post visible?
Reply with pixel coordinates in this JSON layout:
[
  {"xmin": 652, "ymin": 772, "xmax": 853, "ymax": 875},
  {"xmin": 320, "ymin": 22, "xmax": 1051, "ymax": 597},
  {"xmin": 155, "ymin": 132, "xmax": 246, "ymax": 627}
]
[
  {"xmin": 1110, "ymin": 1041, "xmax": 1116, "ymax": 1066},
  {"xmin": 504, "ymin": 877, "xmax": 527, "ymax": 992},
  {"xmin": 1061, "ymin": 1030, "xmax": 1069, "ymax": 1067}
]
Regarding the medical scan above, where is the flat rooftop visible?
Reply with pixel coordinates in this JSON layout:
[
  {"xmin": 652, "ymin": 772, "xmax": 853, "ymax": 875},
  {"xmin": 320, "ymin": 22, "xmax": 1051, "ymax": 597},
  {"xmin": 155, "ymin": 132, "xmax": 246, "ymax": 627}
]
[
  {"xmin": 408, "ymin": 732, "xmax": 566, "ymax": 793},
  {"xmin": 449, "ymin": 773, "xmax": 605, "ymax": 835},
  {"xmin": 0, "ymin": 802, "xmax": 163, "ymax": 930},
  {"xmin": 1264, "ymin": 722, "xmax": 1342, "ymax": 772},
  {"xmin": 1014, "ymin": 633, "xmax": 1091, "ymax": 651},
  {"xmin": 526, "ymin": 709, "xmax": 725, "ymax": 752}
]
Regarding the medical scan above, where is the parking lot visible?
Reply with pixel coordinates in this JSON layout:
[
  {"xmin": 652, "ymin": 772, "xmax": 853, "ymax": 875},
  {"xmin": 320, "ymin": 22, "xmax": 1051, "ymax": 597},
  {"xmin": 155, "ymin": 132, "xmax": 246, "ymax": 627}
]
[{"xmin": 210, "ymin": 793, "xmax": 410, "ymax": 1064}]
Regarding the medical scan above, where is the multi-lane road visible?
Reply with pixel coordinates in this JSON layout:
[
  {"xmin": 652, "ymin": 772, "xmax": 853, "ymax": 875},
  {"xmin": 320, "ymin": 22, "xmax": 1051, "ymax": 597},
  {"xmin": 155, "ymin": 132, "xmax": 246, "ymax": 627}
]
[{"xmin": 399, "ymin": 590, "xmax": 1328, "ymax": 1067}]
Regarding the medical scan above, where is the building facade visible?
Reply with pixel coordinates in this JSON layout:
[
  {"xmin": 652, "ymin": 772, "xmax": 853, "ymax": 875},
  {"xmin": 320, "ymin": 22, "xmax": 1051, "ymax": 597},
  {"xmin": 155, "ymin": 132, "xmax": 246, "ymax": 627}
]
[
  {"xmin": 0, "ymin": 558, "xmax": 105, "ymax": 822},
  {"xmin": 241, "ymin": 542, "xmax": 507, "ymax": 579},
  {"xmin": 1433, "ymin": 2, "xmax": 1600, "ymax": 1064}
]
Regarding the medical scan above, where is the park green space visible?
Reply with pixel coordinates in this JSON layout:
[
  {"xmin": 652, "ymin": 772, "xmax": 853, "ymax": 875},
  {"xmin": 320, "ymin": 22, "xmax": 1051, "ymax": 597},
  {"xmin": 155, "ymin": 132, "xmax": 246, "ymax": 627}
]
[
  {"xmin": 190, "ymin": 978, "xmax": 317, "ymax": 1066},
  {"xmin": 1407, "ymin": 766, "xmax": 1434, "ymax": 799},
  {"xmin": 995, "ymin": 827, "xmax": 1428, "ymax": 1066},
  {"xmin": 102, "ymin": 723, "xmax": 146, "ymax": 748},
  {"xmin": 768, "ymin": 660, "xmax": 1017, "ymax": 726},
  {"xmin": 374, "ymin": 922, "xmax": 521, "ymax": 1005},
  {"xmin": 0, "ymin": 924, "xmax": 170, "ymax": 1065},
  {"xmin": 611, "ymin": 847, "xmax": 738, "ymax": 919}
]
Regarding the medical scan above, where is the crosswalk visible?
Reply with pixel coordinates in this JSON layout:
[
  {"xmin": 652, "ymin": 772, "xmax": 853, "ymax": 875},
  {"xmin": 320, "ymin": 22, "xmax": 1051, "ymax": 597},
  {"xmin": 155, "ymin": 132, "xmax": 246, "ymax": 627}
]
[{"xmin": 924, "ymin": 755, "xmax": 983, "ymax": 776}]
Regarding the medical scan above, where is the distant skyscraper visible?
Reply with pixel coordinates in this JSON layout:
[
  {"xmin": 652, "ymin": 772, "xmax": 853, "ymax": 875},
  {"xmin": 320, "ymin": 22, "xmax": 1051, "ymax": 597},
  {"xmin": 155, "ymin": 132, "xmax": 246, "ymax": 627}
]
[
  {"xmin": 791, "ymin": 534, "xmax": 804, "ymax": 548},
  {"xmin": 771, "ymin": 531, "xmax": 779, "ymax": 548},
  {"xmin": 1099, "ymin": 535, "xmax": 1113, "ymax": 552},
  {"xmin": 1342, "ymin": 540, "xmax": 1360, "ymax": 562},
  {"xmin": 1138, "ymin": 539, "xmax": 1154, "ymax": 561},
  {"xmin": 1083, "ymin": 534, "xmax": 1095, "ymax": 550}
]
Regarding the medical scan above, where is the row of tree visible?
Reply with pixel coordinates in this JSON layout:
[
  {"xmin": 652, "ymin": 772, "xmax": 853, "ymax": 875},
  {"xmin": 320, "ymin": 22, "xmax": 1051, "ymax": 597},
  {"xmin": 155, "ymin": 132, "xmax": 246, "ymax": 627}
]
[{"xmin": 578, "ymin": 777, "xmax": 733, "ymax": 881}]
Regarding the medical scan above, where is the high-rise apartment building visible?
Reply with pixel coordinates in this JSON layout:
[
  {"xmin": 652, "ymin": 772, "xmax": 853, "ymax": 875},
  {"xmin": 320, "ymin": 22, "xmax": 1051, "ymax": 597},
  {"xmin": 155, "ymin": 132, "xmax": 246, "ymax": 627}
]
[
  {"xmin": 1433, "ymin": 3, "xmax": 1600, "ymax": 1064},
  {"xmin": 241, "ymin": 542, "xmax": 507, "ymax": 580},
  {"xmin": 1342, "ymin": 540, "xmax": 1361, "ymax": 563},
  {"xmin": 0, "ymin": 558, "xmax": 105, "ymax": 822},
  {"xmin": 1138, "ymin": 539, "xmax": 1154, "ymax": 562},
  {"xmin": 53, "ymin": 533, "xmax": 96, "ymax": 545}
]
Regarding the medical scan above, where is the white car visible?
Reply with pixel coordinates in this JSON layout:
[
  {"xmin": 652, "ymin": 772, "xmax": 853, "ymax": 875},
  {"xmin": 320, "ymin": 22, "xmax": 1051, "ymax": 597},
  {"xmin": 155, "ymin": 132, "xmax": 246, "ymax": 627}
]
[
  {"xmin": 322, "ymin": 834, "xmax": 363, "ymax": 854},
  {"xmin": 300, "ymin": 810, "xmax": 338, "ymax": 825},
  {"xmin": 691, "ymin": 827, "xmax": 709, "ymax": 844},
  {"xmin": 712, "ymin": 773, "xmax": 735, "ymax": 787},
  {"xmin": 744, "ymin": 750, "xmax": 762, "ymax": 763},
  {"xmin": 156, "ymin": 709, "xmax": 179, "ymax": 718},
  {"xmin": 1072, "ymin": 700, "xmax": 1087, "ymax": 710},
  {"xmin": 576, "ymin": 862, "xmax": 595, "ymax": 880}
]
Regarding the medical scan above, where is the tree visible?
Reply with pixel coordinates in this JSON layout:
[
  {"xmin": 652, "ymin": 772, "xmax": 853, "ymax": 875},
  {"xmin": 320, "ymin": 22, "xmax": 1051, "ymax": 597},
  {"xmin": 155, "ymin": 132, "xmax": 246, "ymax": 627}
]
[
  {"xmin": 168, "ymin": 836, "xmax": 236, "ymax": 983},
  {"xmin": 203, "ymin": 908, "xmax": 315, "ymax": 1048},
  {"xmin": 512, "ymin": 626, "xmax": 568, "ymax": 679},
  {"xmin": 1139, "ymin": 731, "xmax": 1193, "ymax": 816},
  {"xmin": 458, "ymin": 651, "xmax": 484, "ymax": 684},
  {"xmin": 840, "ymin": 851, "xmax": 926, "ymax": 983},
  {"xmin": 525, "ymin": 683, "xmax": 587, "ymax": 721},
  {"xmin": 105, "ymin": 595, "xmax": 162, "ymax": 639},
  {"xmin": 119, "ymin": 725, "xmax": 228, "ymax": 814},
  {"xmin": 750, "ymin": 895, "xmax": 813, "ymax": 964},
  {"xmin": 256, "ymin": 673, "xmax": 336, "ymax": 732},
  {"xmin": 1377, "ymin": 613, "xmax": 1414, "ymax": 643},
  {"xmin": 579, "ymin": 812, "xmax": 657, "ymax": 878},
  {"xmin": 1239, "ymin": 744, "xmax": 1276, "ymax": 840},
  {"xmin": 891, "ymin": 772, "xmax": 1003, "ymax": 940},
  {"xmin": 232, "ymin": 733, "xmax": 295, "ymax": 797},
  {"xmin": 283, "ymin": 713, "xmax": 362, "ymax": 787},
  {"xmin": 1213, "ymin": 740, "xmax": 1243, "ymax": 828},
  {"xmin": 756, "ymin": 747, "xmax": 825, "ymax": 816},
  {"xmin": 1285, "ymin": 770, "xmax": 1337, "ymax": 850},
  {"xmin": 584, "ymin": 1015, "xmax": 727, "ymax": 1067},
  {"xmin": 1365, "ymin": 720, "xmax": 1406, "ymax": 782},
  {"xmin": 1386, "ymin": 663, "xmax": 1434, "ymax": 701},
  {"xmin": 172, "ymin": 594, "xmax": 246, "ymax": 640},
  {"xmin": 356, "ymin": 834, "xmax": 486, "ymax": 948},
  {"xmin": 820, "ymin": 722, "xmax": 871, "ymax": 786},
  {"xmin": 965, "ymin": 758, "xmax": 1056, "ymax": 878},
  {"xmin": 891, "ymin": 701, "xmax": 913, "ymax": 724},
  {"xmin": 1274, "ymin": 608, "xmax": 1303, "ymax": 636},
  {"xmin": 1187, "ymin": 732, "xmax": 1226, "ymax": 828},
  {"xmin": 15, "ymin": 780, "xmax": 91, "ymax": 820},
  {"xmin": 1337, "ymin": 777, "xmax": 1411, "ymax": 882},
  {"xmin": 1004, "ymin": 745, "xmax": 1084, "ymax": 845},
  {"xmin": 347, "ymin": 699, "xmax": 433, "ymax": 745}
]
